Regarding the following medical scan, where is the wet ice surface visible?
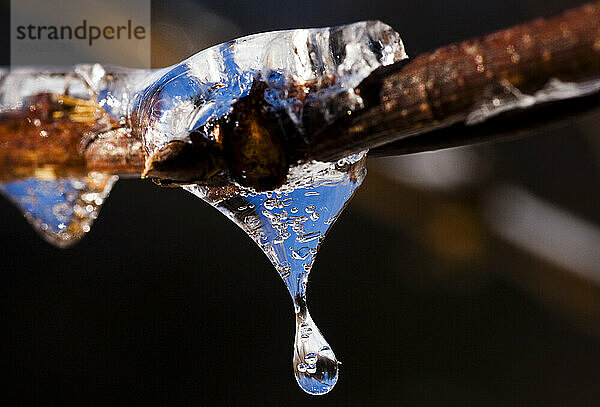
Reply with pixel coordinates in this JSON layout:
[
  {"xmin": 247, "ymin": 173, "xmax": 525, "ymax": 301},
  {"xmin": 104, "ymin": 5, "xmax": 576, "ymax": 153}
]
[
  {"xmin": 0, "ymin": 173, "xmax": 117, "ymax": 247},
  {"xmin": 0, "ymin": 21, "xmax": 404, "ymax": 163},
  {"xmin": 0, "ymin": 22, "xmax": 402, "ymax": 249},
  {"xmin": 184, "ymin": 152, "xmax": 367, "ymax": 394},
  {"xmin": 2, "ymin": 22, "xmax": 395, "ymax": 393},
  {"xmin": 1, "ymin": 20, "xmax": 405, "ymax": 139},
  {"xmin": 131, "ymin": 21, "xmax": 405, "ymax": 156},
  {"xmin": 466, "ymin": 77, "xmax": 600, "ymax": 125}
]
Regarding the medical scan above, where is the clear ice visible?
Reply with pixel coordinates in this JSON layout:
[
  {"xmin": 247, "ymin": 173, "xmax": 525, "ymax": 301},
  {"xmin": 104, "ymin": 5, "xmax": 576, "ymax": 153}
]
[
  {"xmin": 2, "ymin": 22, "xmax": 399, "ymax": 390},
  {"xmin": 104, "ymin": 20, "xmax": 405, "ymax": 158},
  {"xmin": 138, "ymin": 22, "xmax": 399, "ymax": 394},
  {"xmin": 1, "ymin": 21, "xmax": 403, "ymax": 247},
  {"xmin": 0, "ymin": 172, "xmax": 117, "ymax": 247},
  {"xmin": 185, "ymin": 153, "xmax": 367, "ymax": 395}
]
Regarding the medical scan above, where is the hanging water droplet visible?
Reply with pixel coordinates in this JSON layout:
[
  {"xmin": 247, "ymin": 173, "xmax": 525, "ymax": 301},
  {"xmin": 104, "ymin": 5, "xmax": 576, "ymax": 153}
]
[
  {"xmin": 293, "ymin": 307, "xmax": 339, "ymax": 394},
  {"xmin": 183, "ymin": 152, "xmax": 367, "ymax": 395}
]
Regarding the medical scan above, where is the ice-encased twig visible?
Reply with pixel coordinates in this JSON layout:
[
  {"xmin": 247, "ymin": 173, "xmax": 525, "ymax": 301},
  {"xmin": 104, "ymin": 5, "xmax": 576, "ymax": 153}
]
[
  {"xmin": 1, "ymin": 4, "xmax": 599, "ymax": 187},
  {"xmin": 0, "ymin": 21, "xmax": 403, "ymax": 246},
  {"xmin": 0, "ymin": 21, "xmax": 404, "ymax": 188}
]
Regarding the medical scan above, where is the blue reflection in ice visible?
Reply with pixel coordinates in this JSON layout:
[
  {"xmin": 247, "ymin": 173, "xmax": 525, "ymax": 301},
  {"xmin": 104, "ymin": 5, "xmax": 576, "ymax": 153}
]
[
  {"xmin": 185, "ymin": 155, "xmax": 366, "ymax": 395},
  {"xmin": 125, "ymin": 21, "xmax": 404, "ymax": 155},
  {"xmin": 0, "ymin": 175, "xmax": 116, "ymax": 247},
  {"xmin": 0, "ymin": 178, "xmax": 78, "ymax": 234},
  {"xmin": 243, "ymin": 179, "xmax": 359, "ymax": 303}
]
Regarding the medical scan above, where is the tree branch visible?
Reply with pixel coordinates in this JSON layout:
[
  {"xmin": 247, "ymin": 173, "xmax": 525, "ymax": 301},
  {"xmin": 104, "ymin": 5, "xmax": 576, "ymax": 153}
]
[{"xmin": 308, "ymin": 2, "xmax": 600, "ymax": 161}]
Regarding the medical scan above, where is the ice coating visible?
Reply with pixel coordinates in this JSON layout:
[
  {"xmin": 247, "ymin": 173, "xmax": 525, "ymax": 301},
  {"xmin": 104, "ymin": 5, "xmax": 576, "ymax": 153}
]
[
  {"xmin": 466, "ymin": 77, "xmax": 600, "ymax": 125},
  {"xmin": 0, "ymin": 22, "xmax": 400, "ymax": 245},
  {"xmin": 0, "ymin": 64, "xmax": 157, "ymax": 129},
  {"xmin": 0, "ymin": 22, "xmax": 383, "ymax": 392},
  {"xmin": 0, "ymin": 173, "xmax": 117, "ymax": 247},
  {"xmin": 133, "ymin": 21, "xmax": 405, "ymax": 155},
  {"xmin": 184, "ymin": 152, "xmax": 367, "ymax": 394},
  {"xmin": 1, "ymin": 21, "xmax": 404, "ymax": 125},
  {"xmin": 0, "ymin": 70, "xmax": 122, "ymax": 247},
  {"xmin": 2, "ymin": 24, "xmax": 380, "ymax": 385}
]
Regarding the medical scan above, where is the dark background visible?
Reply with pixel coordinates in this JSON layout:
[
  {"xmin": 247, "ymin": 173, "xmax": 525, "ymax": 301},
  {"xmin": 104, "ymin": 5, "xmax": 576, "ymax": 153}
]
[{"xmin": 1, "ymin": 0, "xmax": 600, "ymax": 404}]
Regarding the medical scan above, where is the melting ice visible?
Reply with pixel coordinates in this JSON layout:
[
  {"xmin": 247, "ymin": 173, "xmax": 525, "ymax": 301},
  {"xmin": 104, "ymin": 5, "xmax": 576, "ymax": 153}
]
[
  {"xmin": 126, "ymin": 20, "xmax": 405, "ymax": 158},
  {"xmin": 0, "ymin": 20, "xmax": 404, "ymax": 248},
  {"xmin": 0, "ymin": 173, "xmax": 117, "ymax": 247},
  {"xmin": 184, "ymin": 153, "xmax": 366, "ymax": 394},
  {"xmin": 1, "ymin": 21, "xmax": 403, "ymax": 394}
]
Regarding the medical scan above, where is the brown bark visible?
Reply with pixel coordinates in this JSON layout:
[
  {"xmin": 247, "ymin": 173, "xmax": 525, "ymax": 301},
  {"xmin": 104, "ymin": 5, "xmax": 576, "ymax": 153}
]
[{"xmin": 309, "ymin": 2, "xmax": 600, "ymax": 161}]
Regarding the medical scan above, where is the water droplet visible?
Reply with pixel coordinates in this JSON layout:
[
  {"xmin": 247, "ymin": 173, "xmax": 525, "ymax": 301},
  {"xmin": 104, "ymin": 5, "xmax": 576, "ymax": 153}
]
[
  {"xmin": 293, "ymin": 309, "xmax": 339, "ymax": 394},
  {"xmin": 263, "ymin": 198, "xmax": 277, "ymax": 210}
]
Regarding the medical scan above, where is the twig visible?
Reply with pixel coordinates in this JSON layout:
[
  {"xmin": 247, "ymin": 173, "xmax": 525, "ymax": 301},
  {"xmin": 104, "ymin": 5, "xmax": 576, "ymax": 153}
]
[{"xmin": 308, "ymin": 2, "xmax": 600, "ymax": 161}]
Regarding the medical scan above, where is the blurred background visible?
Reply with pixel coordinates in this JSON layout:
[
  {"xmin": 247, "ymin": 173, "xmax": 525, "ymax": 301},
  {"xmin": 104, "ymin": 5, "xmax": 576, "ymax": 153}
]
[{"xmin": 1, "ymin": 0, "xmax": 600, "ymax": 404}]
